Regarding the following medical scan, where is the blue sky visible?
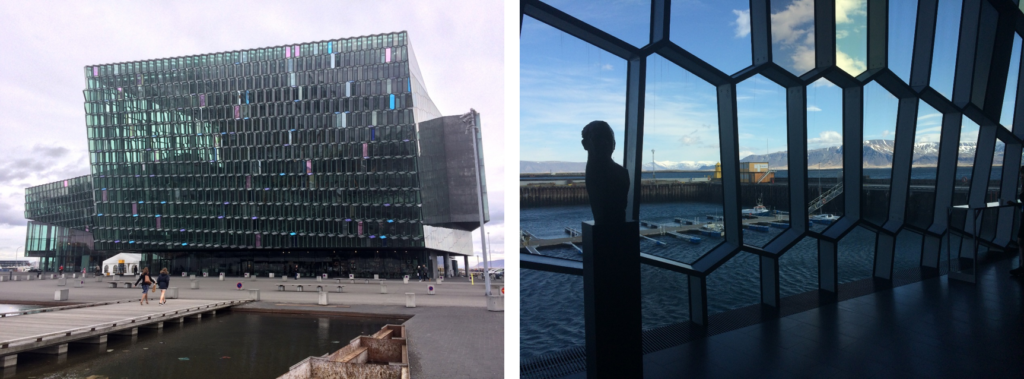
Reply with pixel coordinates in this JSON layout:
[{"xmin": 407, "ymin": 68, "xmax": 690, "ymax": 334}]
[{"xmin": 521, "ymin": 0, "xmax": 1019, "ymax": 168}]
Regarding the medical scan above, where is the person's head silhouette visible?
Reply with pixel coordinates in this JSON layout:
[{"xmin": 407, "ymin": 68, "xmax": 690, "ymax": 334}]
[{"xmin": 582, "ymin": 121, "xmax": 616, "ymax": 158}]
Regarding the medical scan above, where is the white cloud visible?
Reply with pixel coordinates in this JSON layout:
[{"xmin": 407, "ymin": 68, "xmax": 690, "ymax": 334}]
[
  {"xmin": 835, "ymin": 0, "xmax": 867, "ymax": 24},
  {"xmin": 732, "ymin": 9, "xmax": 751, "ymax": 38},
  {"xmin": 807, "ymin": 105, "xmax": 823, "ymax": 112},
  {"xmin": 836, "ymin": 49, "xmax": 867, "ymax": 75},
  {"xmin": 882, "ymin": 130, "xmax": 892, "ymax": 138},
  {"xmin": 808, "ymin": 130, "xmax": 843, "ymax": 148},
  {"xmin": 679, "ymin": 130, "xmax": 703, "ymax": 146},
  {"xmin": 771, "ymin": 0, "xmax": 815, "ymax": 45},
  {"xmin": 601, "ymin": 64, "xmax": 614, "ymax": 71}
]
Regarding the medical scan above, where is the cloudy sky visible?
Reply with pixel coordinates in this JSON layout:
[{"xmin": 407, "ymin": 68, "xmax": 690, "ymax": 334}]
[
  {"xmin": 0, "ymin": 0, "xmax": 505, "ymax": 263},
  {"xmin": 521, "ymin": 0, "xmax": 1019, "ymax": 167}
]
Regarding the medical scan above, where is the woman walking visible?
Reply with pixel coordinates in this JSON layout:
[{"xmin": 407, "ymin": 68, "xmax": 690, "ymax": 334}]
[
  {"xmin": 134, "ymin": 268, "xmax": 153, "ymax": 305},
  {"xmin": 157, "ymin": 268, "xmax": 170, "ymax": 305}
]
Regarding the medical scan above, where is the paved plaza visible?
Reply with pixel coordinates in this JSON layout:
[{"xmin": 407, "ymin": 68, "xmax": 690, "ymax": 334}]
[{"xmin": 0, "ymin": 274, "xmax": 504, "ymax": 378}]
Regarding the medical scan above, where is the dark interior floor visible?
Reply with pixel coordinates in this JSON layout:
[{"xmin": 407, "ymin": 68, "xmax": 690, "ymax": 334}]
[{"xmin": 637, "ymin": 256, "xmax": 1024, "ymax": 378}]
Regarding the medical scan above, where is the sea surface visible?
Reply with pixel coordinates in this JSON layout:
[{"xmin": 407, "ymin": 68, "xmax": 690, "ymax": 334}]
[
  {"xmin": 522, "ymin": 166, "xmax": 1000, "ymax": 181},
  {"xmin": 520, "ymin": 202, "xmax": 934, "ymax": 361}
]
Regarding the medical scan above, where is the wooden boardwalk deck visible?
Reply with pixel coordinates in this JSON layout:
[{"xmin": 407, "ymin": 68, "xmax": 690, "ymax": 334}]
[{"xmin": 0, "ymin": 298, "xmax": 250, "ymax": 367}]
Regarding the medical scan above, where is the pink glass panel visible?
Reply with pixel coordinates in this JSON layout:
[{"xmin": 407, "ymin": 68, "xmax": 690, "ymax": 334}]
[
  {"xmin": 132, "ymin": 203, "xmax": 138, "ymax": 214},
  {"xmin": 363, "ymin": 143, "xmax": 368, "ymax": 158},
  {"xmin": 234, "ymin": 105, "xmax": 240, "ymax": 119},
  {"xmin": 156, "ymin": 218, "xmax": 161, "ymax": 229},
  {"xmin": 358, "ymin": 221, "xmax": 364, "ymax": 235},
  {"xmin": 286, "ymin": 48, "xmax": 290, "ymax": 58},
  {"xmin": 386, "ymin": 48, "xmax": 391, "ymax": 62},
  {"xmin": 92, "ymin": 67, "xmax": 98, "ymax": 76},
  {"xmin": 200, "ymin": 94, "xmax": 206, "ymax": 106},
  {"xmin": 63, "ymin": 180, "xmax": 68, "ymax": 187},
  {"xmin": 306, "ymin": 160, "xmax": 312, "ymax": 174},
  {"xmin": 102, "ymin": 189, "xmax": 107, "ymax": 201},
  {"xmin": 295, "ymin": 45, "xmax": 300, "ymax": 57},
  {"xmin": 255, "ymin": 233, "xmax": 262, "ymax": 248},
  {"xmin": 246, "ymin": 175, "xmax": 251, "ymax": 189}
]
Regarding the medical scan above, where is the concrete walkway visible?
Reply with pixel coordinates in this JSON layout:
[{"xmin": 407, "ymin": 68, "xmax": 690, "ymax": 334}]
[{"xmin": 0, "ymin": 275, "xmax": 504, "ymax": 378}]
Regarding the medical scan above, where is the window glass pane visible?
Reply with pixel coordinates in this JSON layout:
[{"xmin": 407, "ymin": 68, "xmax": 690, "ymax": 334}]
[
  {"xmin": 884, "ymin": 0, "xmax": 917, "ymax": 82},
  {"xmin": 669, "ymin": 0, "xmax": 751, "ymax": 75},
  {"xmin": 930, "ymin": 0, "xmax": 963, "ymax": 99},
  {"xmin": 544, "ymin": 0, "xmax": 651, "ymax": 47},
  {"xmin": 835, "ymin": 0, "xmax": 867, "ymax": 76},
  {"xmin": 771, "ymin": 0, "xmax": 815, "ymax": 76},
  {"xmin": 736, "ymin": 74, "xmax": 788, "ymax": 247}
]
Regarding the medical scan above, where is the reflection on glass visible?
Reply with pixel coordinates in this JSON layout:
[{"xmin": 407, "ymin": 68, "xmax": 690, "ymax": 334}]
[
  {"xmin": 737, "ymin": 75, "xmax": 788, "ymax": 247},
  {"xmin": 670, "ymin": 0, "xmax": 752, "ymax": 75},
  {"xmin": 771, "ymin": 0, "xmax": 815, "ymax": 76},
  {"xmin": 641, "ymin": 54, "xmax": 723, "ymax": 265}
]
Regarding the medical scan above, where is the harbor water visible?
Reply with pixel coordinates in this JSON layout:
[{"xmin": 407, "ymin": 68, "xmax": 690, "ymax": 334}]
[
  {"xmin": 521, "ymin": 201, "xmax": 934, "ymax": 361},
  {"xmin": 4, "ymin": 311, "xmax": 403, "ymax": 379}
]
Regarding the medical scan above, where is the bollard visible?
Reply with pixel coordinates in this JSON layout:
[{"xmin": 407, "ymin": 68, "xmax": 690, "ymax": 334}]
[
  {"xmin": 190, "ymin": 275, "xmax": 196, "ymax": 280},
  {"xmin": 54, "ymin": 289, "xmax": 69, "ymax": 301},
  {"xmin": 436, "ymin": 277, "xmax": 442, "ymax": 285},
  {"xmin": 219, "ymin": 273, "xmax": 225, "ymax": 281},
  {"xmin": 406, "ymin": 293, "xmax": 416, "ymax": 308},
  {"xmin": 58, "ymin": 278, "xmax": 67, "ymax": 286},
  {"xmin": 380, "ymin": 282, "xmax": 388, "ymax": 294},
  {"xmin": 318, "ymin": 291, "xmax": 329, "ymax": 306},
  {"xmin": 249, "ymin": 289, "xmax": 261, "ymax": 301},
  {"xmin": 190, "ymin": 280, "xmax": 199, "ymax": 290},
  {"xmin": 282, "ymin": 276, "xmax": 288, "ymax": 281},
  {"xmin": 317, "ymin": 277, "xmax": 322, "ymax": 282},
  {"xmin": 51, "ymin": 274, "xmax": 57, "ymax": 279},
  {"xmin": 269, "ymin": 273, "xmax": 275, "ymax": 278},
  {"xmin": 72, "ymin": 273, "xmax": 77, "ymax": 279},
  {"xmin": 487, "ymin": 295, "xmax": 504, "ymax": 312},
  {"xmin": 427, "ymin": 285, "xmax": 435, "ymax": 295},
  {"xmin": 374, "ymin": 274, "xmax": 379, "ymax": 280},
  {"xmin": 74, "ymin": 281, "xmax": 83, "ymax": 288},
  {"xmin": 491, "ymin": 285, "xmax": 504, "ymax": 297},
  {"xmin": 12, "ymin": 276, "xmax": 18, "ymax": 281},
  {"xmin": 403, "ymin": 275, "xmax": 409, "ymax": 284},
  {"xmin": 0, "ymin": 276, "xmax": 4, "ymax": 282},
  {"xmin": 168, "ymin": 287, "xmax": 179, "ymax": 298}
]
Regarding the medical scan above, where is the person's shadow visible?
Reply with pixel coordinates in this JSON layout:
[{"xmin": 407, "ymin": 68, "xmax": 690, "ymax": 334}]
[{"xmin": 582, "ymin": 121, "xmax": 629, "ymax": 224}]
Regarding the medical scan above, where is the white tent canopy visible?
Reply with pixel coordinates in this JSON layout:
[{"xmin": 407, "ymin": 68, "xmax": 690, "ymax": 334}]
[{"xmin": 101, "ymin": 253, "xmax": 142, "ymax": 276}]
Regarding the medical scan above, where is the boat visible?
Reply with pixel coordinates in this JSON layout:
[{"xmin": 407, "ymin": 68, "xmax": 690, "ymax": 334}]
[
  {"xmin": 742, "ymin": 197, "xmax": 771, "ymax": 217},
  {"xmin": 810, "ymin": 214, "xmax": 840, "ymax": 224}
]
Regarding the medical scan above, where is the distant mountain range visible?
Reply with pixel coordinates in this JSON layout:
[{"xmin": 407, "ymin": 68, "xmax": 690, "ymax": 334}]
[{"xmin": 520, "ymin": 140, "xmax": 999, "ymax": 173}]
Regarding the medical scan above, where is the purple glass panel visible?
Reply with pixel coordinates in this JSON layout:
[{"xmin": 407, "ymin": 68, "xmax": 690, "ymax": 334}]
[
  {"xmin": 363, "ymin": 143, "xmax": 368, "ymax": 158},
  {"xmin": 386, "ymin": 48, "xmax": 391, "ymax": 63},
  {"xmin": 246, "ymin": 175, "xmax": 251, "ymax": 189},
  {"xmin": 306, "ymin": 160, "xmax": 312, "ymax": 174},
  {"xmin": 63, "ymin": 180, "xmax": 68, "ymax": 187},
  {"xmin": 358, "ymin": 221, "xmax": 364, "ymax": 235},
  {"xmin": 200, "ymin": 94, "xmax": 206, "ymax": 107},
  {"xmin": 286, "ymin": 48, "xmax": 290, "ymax": 58},
  {"xmin": 234, "ymin": 105, "xmax": 240, "ymax": 119},
  {"xmin": 132, "ymin": 203, "xmax": 138, "ymax": 214},
  {"xmin": 156, "ymin": 218, "xmax": 161, "ymax": 229},
  {"xmin": 255, "ymin": 233, "xmax": 262, "ymax": 248},
  {"xmin": 295, "ymin": 45, "xmax": 300, "ymax": 57},
  {"xmin": 102, "ymin": 189, "xmax": 107, "ymax": 201}
]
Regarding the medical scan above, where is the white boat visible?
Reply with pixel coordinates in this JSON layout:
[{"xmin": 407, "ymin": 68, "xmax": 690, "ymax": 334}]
[
  {"xmin": 810, "ymin": 214, "xmax": 840, "ymax": 224},
  {"xmin": 742, "ymin": 198, "xmax": 771, "ymax": 216}
]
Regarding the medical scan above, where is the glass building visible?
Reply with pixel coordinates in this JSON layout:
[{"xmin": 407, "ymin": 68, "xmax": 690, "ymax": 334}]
[
  {"xmin": 24, "ymin": 175, "xmax": 97, "ymax": 272},
  {"xmin": 25, "ymin": 31, "xmax": 488, "ymax": 278}
]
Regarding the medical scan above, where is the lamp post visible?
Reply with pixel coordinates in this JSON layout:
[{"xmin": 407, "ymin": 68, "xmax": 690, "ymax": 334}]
[{"xmin": 461, "ymin": 109, "xmax": 491, "ymax": 296}]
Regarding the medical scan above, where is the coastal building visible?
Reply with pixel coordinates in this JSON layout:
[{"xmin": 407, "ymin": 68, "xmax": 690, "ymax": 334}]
[{"xmin": 24, "ymin": 32, "xmax": 488, "ymax": 278}]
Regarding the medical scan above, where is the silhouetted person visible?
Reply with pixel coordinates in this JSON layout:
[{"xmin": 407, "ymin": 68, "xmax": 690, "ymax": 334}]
[{"xmin": 582, "ymin": 121, "xmax": 629, "ymax": 225}]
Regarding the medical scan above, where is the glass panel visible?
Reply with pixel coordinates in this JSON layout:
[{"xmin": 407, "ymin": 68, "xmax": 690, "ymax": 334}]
[
  {"xmin": 640, "ymin": 54, "xmax": 723, "ymax": 264},
  {"xmin": 894, "ymin": 229, "xmax": 923, "ymax": 273},
  {"xmin": 707, "ymin": 252, "xmax": 759, "ymax": 315},
  {"xmin": 641, "ymin": 265, "xmax": 690, "ymax": 329},
  {"xmin": 737, "ymin": 74, "xmax": 788, "ymax": 247},
  {"xmin": 838, "ymin": 226, "xmax": 876, "ymax": 284},
  {"xmin": 545, "ymin": 0, "xmax": 651, "ymax": 47},
  {"xmin": 889, "ymin": 0, "xmax": 919, "ymax": 83},
  {"xmin": 779, "ymin": 236, "xmax": 818, "ymax": 297},
  {"xmin": 1001, "ymin": 34, "xmax": 1022, "ymax": 130},
  {"xmin": 835, "ymin": 0, "xmax": 868, "ymax": 76},
  {"xmin": 807, "ymin": 78, "xmax": 844, "ymax": 226},
  {"xmin": 669, "ymin": 0, "xmax": 751, "ymax": 75},
  {"xmin": 520, "ymin": 270, "xmax": 583, "ymax": 361},
  {"xmin": 862, "ymin": 82, "xmax": 899, "ymax": 225},
  {"xmin": 904, "ymin": 100, "xmax": 944, "ymax": 229},
  {"xmin": 771, "ymin": 0, "xmax": 815, "ymax": 76},
  {"xmin": 956, "ymin": 115, "xmax": 980, "ymax": 198},
  {"xmin": 930, "ymin": 0, "xmax": 963, "ymax": 99}
]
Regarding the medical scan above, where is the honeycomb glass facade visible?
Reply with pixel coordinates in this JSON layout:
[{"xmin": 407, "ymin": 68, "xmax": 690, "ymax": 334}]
[
  {"xmin": 22, "ymin": 31, "xmax": 484, "ymax": 278},
  {"xmin": 23, "ymin": 176, "xmax": 97, "ymax": 272},
  {"xmin": 521, "ymin": 0, "xmax": 1024, "ymax": 375}
]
